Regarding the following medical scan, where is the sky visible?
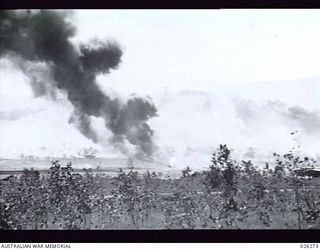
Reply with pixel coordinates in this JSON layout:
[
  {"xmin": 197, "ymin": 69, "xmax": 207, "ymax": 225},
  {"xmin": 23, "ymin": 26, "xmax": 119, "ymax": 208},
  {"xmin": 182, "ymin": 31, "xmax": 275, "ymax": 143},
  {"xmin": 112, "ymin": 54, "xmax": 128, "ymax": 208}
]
[
  {"xmin": 73, "ymin": 10, "xmax": 320, "ymax": 92},
  {"xmin": 1, "ymin": 10, "xmax": 320, "ymax": 167}
]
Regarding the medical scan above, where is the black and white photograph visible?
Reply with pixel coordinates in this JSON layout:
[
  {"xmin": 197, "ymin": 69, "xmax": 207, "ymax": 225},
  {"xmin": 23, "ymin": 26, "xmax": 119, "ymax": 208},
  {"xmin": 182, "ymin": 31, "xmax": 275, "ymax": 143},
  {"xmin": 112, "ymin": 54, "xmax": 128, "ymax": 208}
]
[{"xmin": 1, "ymin": 9, "xmax": 320, "ymax": 231}]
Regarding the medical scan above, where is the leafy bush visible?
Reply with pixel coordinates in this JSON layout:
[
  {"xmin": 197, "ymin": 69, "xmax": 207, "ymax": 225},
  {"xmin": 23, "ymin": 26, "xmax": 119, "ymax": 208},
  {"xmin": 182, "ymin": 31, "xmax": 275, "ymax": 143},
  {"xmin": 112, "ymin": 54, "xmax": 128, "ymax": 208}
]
[{"xmin": 0, "ymin": 145, "xmax": 319, "ymax": 229}]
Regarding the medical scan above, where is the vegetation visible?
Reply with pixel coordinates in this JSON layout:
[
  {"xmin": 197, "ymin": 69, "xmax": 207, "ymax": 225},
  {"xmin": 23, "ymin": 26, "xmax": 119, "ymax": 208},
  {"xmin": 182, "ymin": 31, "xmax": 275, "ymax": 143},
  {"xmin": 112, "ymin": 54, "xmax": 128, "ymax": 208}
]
[{"xmin": 0, "ymin": 145, "xmax": 320, "ymax": 229}]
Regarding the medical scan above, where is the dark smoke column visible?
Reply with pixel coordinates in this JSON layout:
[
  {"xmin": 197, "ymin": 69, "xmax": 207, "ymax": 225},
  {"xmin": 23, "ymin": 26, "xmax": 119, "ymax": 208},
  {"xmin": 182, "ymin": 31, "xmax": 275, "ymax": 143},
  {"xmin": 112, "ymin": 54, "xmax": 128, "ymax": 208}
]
[{"xmin": 0, "ymin": 10, "xmax": 158, "ymax": 159}]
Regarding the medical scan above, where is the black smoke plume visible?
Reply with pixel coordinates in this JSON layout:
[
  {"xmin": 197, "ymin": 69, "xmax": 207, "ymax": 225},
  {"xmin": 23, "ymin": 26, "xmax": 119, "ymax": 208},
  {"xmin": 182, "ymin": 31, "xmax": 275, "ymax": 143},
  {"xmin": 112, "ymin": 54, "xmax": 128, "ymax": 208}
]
[{"xmin": 0, "ymin": 10, "xmax": 158, "ymax": 158}]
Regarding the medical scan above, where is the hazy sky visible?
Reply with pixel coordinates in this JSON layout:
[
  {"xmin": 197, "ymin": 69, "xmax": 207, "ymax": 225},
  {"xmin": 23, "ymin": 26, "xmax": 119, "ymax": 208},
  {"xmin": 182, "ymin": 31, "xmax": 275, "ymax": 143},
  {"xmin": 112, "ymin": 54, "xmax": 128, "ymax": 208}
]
[
  {"xmin": 1, "ymin": 10, "xmax": 320, "ymax": 165},
  {"xmin": 73, "ymin": 10, "xmax": 320, "ymax": 93}
]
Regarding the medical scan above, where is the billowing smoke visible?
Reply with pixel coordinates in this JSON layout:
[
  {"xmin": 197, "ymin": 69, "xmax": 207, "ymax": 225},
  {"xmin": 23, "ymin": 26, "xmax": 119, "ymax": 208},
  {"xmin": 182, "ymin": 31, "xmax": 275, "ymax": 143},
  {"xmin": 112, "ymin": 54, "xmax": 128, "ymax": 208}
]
[
  {"xmin": 148, "ymin": 88, "xmax": 320, "ymax": 168},
  {"xmin": 0, "ymin": 10, "xmax": 157, "ymax": 158},
  {"xmin": 284, "ymin": 106, "xmax": 320, "ymax": 134},
  {"xmin": 233, "ymin": 98, "xmax": 320, "ymax": 135}
]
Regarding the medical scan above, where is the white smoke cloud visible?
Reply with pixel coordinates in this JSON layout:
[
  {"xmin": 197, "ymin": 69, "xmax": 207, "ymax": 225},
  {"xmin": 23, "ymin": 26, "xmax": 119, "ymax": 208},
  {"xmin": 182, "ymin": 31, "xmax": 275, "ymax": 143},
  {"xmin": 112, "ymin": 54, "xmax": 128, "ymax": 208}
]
[
  {"xmin": 148, "ymin": 79, "xmax": 320, "ymax": 169},
  {"xmin": 2, "ymin": 51, "xmax": 320, "ymax": 169}
]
